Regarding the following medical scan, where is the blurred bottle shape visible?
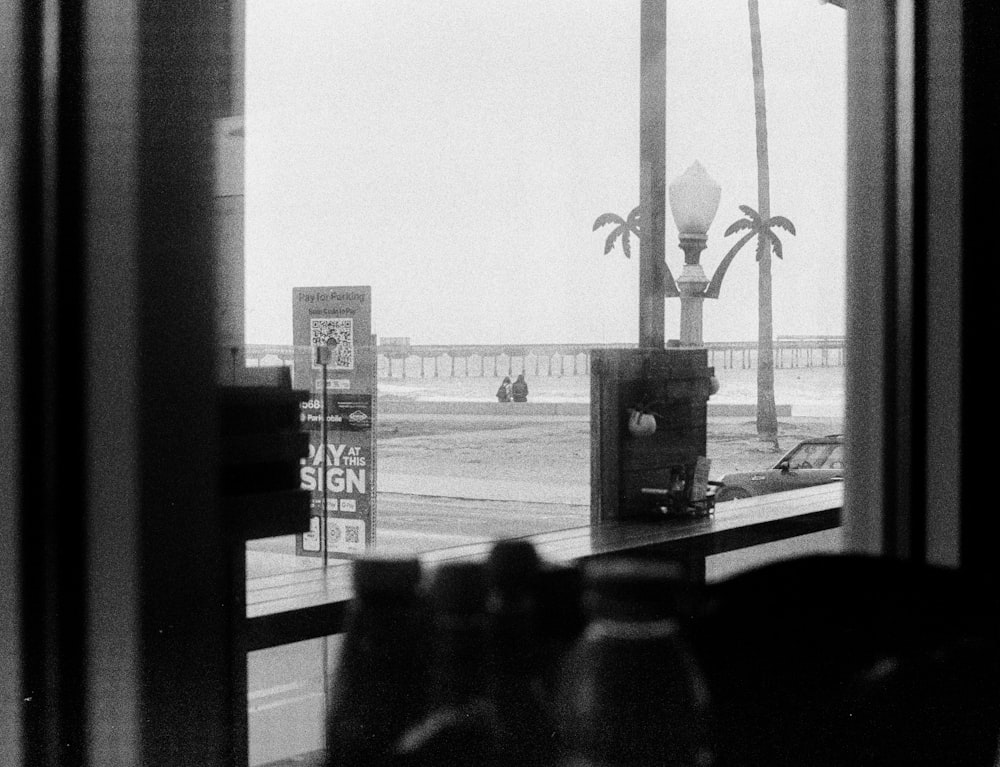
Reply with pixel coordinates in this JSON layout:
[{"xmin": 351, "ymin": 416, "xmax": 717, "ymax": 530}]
[
  {"xmin": 557, "ymin": 557, "xmax": 714, "ymax": 767},
  {"xmin": 325, "ymin": 557, "xmax": 429, "ymax": 767},
  {"xmin": 483, "ymin": 540, "xmax": 559, "ymax": 767},
  {"xmin": 393, "ymin": 561, "xmax": 505, "ymax": 767},
  {"xmin": 535, "ymin": 561, "xmax": 586, "ymax": 709}
]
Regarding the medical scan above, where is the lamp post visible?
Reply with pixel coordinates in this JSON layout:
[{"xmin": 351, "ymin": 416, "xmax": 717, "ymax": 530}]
[
  {"xmin": 314, "ymin": 344, "xmax": 333, "ymax": 567},
  {"xmin": 668, "ymin": 161, "xmax": 721, "ymax": 346}
]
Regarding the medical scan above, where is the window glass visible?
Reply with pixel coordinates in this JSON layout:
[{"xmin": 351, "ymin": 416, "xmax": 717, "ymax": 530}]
[
  {"xmin": 825, "ymin": 445, "xmax": 845, "ymax": 470},
  {"xmin": 784, "ymin": 442, "xmax": 840, "ymax": 470},
  {"xmin": 678, "ymin": 0, "xmax": 846, "ymax": 550},
  {"xmin": 242, "ymin": 0, "xmax": 845, "ymax": 586},
  {"xmin": 244, "ymin": 0, "xmax": 638, "ymax": 582},
  {"xmin": 248, "ymin": 636, "xmax": 340, "ymax": 766},
  {"xmin": 241, "ymin": 0, "xmax": 847, "ymax": 757}
]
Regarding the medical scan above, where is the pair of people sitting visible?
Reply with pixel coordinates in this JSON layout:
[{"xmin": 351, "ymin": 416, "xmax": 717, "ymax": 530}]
[{"xmin": 496, "ymin": 374, "xmax": 528, "ymax": 403}]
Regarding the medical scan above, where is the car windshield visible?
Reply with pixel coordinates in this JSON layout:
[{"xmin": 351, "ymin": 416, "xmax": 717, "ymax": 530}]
[{"xmin": 781, "ymin": 442, "xmax": 843, "ymax": 470}]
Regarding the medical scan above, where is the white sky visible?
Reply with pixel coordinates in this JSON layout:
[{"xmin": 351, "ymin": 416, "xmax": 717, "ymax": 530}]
[{"xmin": 245, "ymin": 0, "xmax": 846, "ymax": 345}]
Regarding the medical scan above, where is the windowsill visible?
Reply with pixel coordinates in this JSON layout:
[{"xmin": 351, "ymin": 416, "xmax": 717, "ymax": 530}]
[{"xmin": 244, "ymin": 484, "xmax": 842, "ymax": 651}]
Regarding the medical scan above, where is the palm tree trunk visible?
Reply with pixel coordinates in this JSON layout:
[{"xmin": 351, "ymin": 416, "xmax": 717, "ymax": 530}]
[{"xmin": 748, "ymin": 0, "xmax": 778, "ymax": 441}]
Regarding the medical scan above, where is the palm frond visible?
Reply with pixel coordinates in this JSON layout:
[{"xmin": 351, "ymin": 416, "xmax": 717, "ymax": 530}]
[
  {"xmin": 738, "ymin": 204, "xmax": 761, "ymax": 222},
  {"xmin": 593, "ymin": 213, "xmax": 624, "ymax": 231},
  {"xmin": 768, "ymin": 215, "xmax": 796, "ymax": 235},
  {"xmin": 621, "ymin": 232, "xmax": 632, "ymax": 259},
  {"xmin": 769, "ymin": 230, "xmax": 784, "ymax": 260},
  {"xmin": 603, "ymin": 231, "xmax": 620, "ymax": 255},
  {"xmin": 724, "ymin": 218, "xmax": 755, "ymax": 237},
  {"xmin": 624, "ymin": 207, "xmax": 641, "ymax": 240}
]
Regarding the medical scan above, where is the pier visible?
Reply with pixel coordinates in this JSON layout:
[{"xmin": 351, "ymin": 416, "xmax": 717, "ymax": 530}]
[{"xmin": 240, "ymin": 336, "xmax": 845, "ymax": 378}]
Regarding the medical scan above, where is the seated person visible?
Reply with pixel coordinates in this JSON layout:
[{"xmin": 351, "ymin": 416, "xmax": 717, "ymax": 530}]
[
  {"xmin": 511, "ymin": 374, "xmax": 528, "ymax": 402},
  {"xmin": 496, "ymin": 376, "xmax": 511, "ymax": 403}
]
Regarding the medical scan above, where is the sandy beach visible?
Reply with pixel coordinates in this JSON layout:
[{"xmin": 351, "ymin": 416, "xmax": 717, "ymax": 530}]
[{"xmin": 378, "ymin": 362, "xmax": 844, "ymax": 487}]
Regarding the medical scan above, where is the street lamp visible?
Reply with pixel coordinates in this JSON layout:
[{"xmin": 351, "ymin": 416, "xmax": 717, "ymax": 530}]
[{"xmin": 668, "ymin": 161, "xmax": 721, "ymax": 346}]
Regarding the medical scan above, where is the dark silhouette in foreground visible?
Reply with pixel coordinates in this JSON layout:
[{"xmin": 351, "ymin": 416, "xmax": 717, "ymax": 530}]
[{"xmin": 691, "ymin": 554, "xmax": 1000, "ymax": 767}]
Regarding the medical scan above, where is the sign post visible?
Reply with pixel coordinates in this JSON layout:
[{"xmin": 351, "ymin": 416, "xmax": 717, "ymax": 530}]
[{"xmin": 292, "ymin": 286, "xmax": 376, "ymax": 558}]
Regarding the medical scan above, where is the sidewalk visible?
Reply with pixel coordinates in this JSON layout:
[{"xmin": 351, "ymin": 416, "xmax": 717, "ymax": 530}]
[{"xmin": 377, "ymin": 472, "xmax": 589, "ymax": 506}]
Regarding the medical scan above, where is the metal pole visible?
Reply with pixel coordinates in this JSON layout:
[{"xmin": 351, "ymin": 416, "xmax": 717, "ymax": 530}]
[
  {"xmin": 321, "ymin": 359, "xmax": 328, "ymax": 569},
  {"xmin": 678, "ymin": 291, "xmax": 706, "ymax": 345},
  {"xmin": 639, "ymin": 0, "xmax": 667, "ymax": 348},
  {"xmin": 676, "ymin": 235, "xmax": 710, "ymax": 346}
]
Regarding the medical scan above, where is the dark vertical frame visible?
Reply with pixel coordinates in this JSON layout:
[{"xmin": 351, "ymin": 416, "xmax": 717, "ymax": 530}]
[
  {"xmin": 225, "ymin": 1, "xmax": 248, "ymax": 760},
  {"xmin": 82, "ymin": 4, "xmax": 143, "ymax": 761},
  {"xmin": 17, "ymin": 0, "xmax": 90, "ymax": 761},
  {"xmin": 133, "ymin": 4, "xmax": 232, "ymax": 763},
  {"xmin": 920, "ymin": 2, "xmax": 963, "ymax": 565},
  {"xmin": 844, "ymin": 0, "xmax": 887, "ymax": 553},
  {"xmin": 846, "ymin": 0, "xmax": 921, "ymax": 560},
  {"xmin": 846, "ymin": 0, "xmax": 1000, "ymax": 575},
  {"xmin": 55, "ymin": 0, "xmax": 88, "ymax": 760},
  {"xmin": 891, "ymin": 0, "xmax": 918, "ymax": 562},
  {"xmin": 0, "ymin": 0, "xmax": 23, "ymax": 763},
  {"xmin": 4, "ymin": 0, "xmax": 234, "ymax": 765},
  {"xmin": 904, "ymin": 0, "xmax": 929, "ymax": 563},
  {"xmin": 958, "ymin": 4, "xmax": 1000, "ymax": 587}
]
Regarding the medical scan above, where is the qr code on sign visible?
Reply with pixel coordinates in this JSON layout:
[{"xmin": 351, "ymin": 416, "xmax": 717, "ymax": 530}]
[
  {"xmin": 344, "ymin": 524, "xmax": 360, "ymax": 544},
  {"xmin": 311, "ymin": 318, "xmax": 354, "ymax": 370}
]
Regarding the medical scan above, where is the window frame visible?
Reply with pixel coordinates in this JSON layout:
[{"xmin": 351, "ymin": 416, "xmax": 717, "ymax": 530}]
[
  {"xmin": 13, "ymin": 0, "xmax": 999, "ymax": 764},
  {"xmin": 843, "ymin": 0, "xmax": 995, "ymax": 573}
]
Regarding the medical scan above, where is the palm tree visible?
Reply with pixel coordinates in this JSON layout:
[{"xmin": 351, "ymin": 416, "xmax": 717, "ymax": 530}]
[
  {"xmin": 706, "ymin": 208, "xmax": 796, "ymax": 421},
  {"xmin": 746, "ymin": 0, "xmax": 779, "ymax": 442},
  {"xmin": 593, "ymin": 206, "xmax": 680, "ymax": 296},
  {"xmin": 704, "ymin": 205, "xmax": 796, "ymax": 300},
  {"xmin": 593, "ymin": 206, "xmax": 641, "ymax": 259}
]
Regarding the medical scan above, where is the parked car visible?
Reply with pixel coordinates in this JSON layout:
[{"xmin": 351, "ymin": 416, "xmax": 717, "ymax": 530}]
[{"xmin": 713, "ymin": 434, "xmax": 844, "ymax": 502}]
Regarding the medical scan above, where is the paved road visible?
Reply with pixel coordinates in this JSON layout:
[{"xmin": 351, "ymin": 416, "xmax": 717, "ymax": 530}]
[{"xmin": 374, "ymin": 491, "xmax": 588, "ymax": 555}]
